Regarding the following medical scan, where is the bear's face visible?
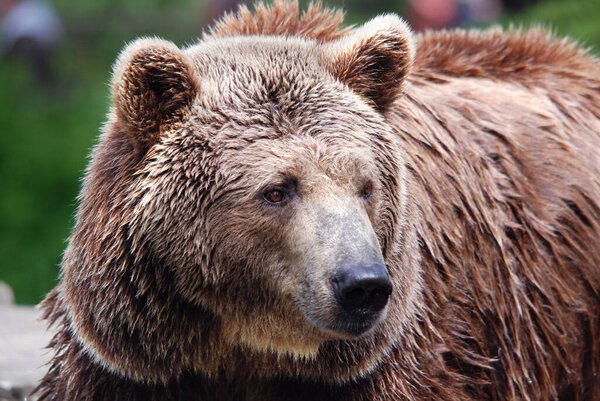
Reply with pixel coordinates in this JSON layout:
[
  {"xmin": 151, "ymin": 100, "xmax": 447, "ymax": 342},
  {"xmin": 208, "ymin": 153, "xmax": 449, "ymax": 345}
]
[
  {"xmin": 179, "ymin": 121, "xmax": 395, "ymax": 357},
  {"xmin": 75, "ymin": 15, "xmax": 420, "ymax": 383},
  {"xmin": 174, "ymin": 69, "xmax": 398, "ymax": 356}
]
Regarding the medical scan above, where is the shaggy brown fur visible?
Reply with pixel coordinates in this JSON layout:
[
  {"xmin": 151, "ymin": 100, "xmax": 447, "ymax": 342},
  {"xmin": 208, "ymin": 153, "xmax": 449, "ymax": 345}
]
[{"xmin": 34, "ymin": 1, "xmax": 600, "ymax": 400}]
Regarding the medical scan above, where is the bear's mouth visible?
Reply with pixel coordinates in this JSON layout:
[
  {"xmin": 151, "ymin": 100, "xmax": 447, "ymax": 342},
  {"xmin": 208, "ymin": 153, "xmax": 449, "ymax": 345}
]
[
  {"xmin": 300, "ymin": 300, "xmax": 390, "ymax": 339},
  {"xmin": 329, "ymin": 305, "xmax": 390, "ymax": 337}
]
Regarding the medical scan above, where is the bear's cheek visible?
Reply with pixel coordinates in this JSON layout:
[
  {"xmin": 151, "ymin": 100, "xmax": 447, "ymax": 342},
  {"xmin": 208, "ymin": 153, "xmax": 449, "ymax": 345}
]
[{"xmin": 218, "ymin": 295, "xmax": 329, "ymax": 359}]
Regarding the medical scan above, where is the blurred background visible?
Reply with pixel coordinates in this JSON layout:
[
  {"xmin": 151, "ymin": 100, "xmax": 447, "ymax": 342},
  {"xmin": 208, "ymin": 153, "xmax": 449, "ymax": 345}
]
[{"xmin": 0, "ymin": 0, "xmax": 599, "ymax": 305}]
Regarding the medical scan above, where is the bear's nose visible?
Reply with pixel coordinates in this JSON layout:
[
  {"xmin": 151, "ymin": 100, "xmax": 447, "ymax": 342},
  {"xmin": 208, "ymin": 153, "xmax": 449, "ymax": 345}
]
[{"xmin": 331, "ymin": 263, "xmax": 392, "ymax": 314}]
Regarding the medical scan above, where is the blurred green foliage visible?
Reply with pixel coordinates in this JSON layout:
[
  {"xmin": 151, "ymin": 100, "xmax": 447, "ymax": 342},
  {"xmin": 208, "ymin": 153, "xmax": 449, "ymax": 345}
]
[
  {"xmin": 0, "ymin": 0, "xmax": 599, "ymax": 305},
  {"xmin": 0, "ymin": 0, "xmax": 203, "ymax": 305},
  {"xmin": 500, "ymin": 0, "xmax": 600, "ymax": 51}
]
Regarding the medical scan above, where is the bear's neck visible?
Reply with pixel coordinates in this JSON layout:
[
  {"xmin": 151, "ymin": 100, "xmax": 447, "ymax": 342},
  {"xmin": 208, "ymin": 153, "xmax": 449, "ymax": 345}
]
[{"xmin": 36, "ymin": 322, "xmax": 375, "ymax": 401}]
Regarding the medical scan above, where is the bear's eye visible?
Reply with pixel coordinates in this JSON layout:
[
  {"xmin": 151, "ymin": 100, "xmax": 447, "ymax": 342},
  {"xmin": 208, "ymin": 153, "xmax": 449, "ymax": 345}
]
[
  {"xmin": 362, "ymin": 182, "xmax": 373, "ymax": 199},
  {"xmin": 263, "ymin": 189, "xmax": 285, "ymax": 204}
]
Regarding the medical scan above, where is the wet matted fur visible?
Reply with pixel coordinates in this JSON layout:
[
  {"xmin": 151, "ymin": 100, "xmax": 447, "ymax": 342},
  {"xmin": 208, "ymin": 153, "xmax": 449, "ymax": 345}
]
[{"xmin": 34, "ymin": 1, "xmax": 600, "ymax": 400}]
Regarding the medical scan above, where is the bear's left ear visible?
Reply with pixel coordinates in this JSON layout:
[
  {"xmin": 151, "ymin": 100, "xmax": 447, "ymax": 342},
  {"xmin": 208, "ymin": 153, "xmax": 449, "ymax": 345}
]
[
  {"xmin": 111, "ymin": 38, "xmax": 199, "ymax": 152},
  {"xmin": 324, "ymin": 15, "xmax": 415, "ymax": 113}
]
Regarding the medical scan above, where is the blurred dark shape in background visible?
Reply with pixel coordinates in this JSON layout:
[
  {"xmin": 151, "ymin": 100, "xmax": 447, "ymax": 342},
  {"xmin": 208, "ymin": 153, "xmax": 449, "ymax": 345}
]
[
  {"xmin": 1, "ymin": 0, "xmax": 63, "ymax": 84},
  {"xmin": 502, "ymin": 0, "xmax": 540, "ymax": 11},
  {"xmin": 407, "ymin": 0, "xmax": 460, "ymax": 30},
  {"xmin": 206, "ymin": 0, "xmax": 243, "ymax": 22},
  {"xmin": 0, "ymin": 0, "xmax": 598, "ymax": 305},
  {"xmin": 406, "ymin": 0, "xmax": 540, "ymax": 32}
]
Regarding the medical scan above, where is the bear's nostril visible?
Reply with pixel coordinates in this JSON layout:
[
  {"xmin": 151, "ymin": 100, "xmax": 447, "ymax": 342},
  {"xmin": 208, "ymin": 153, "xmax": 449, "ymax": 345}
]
[
  {"xmin": 368, "ymin": 287, "xmax": 390, "ymax": 311},
  {"xmin": 342, "ymin": 287, "xmax": 367, "ymax": 305},
  {"xmin": 332, "ymin": 264, "xmax": 392, "ymax": 314}
]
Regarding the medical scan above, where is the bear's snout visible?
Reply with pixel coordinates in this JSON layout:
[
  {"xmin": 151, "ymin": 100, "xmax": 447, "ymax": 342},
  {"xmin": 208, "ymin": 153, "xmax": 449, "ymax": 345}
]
[
  {"xmin": 328, "ymin": 262, "xmax": 392, "ymax": 336},
  {"xmin": 331, "ymin": 263, "xmax": 392, "ymax": 316}
]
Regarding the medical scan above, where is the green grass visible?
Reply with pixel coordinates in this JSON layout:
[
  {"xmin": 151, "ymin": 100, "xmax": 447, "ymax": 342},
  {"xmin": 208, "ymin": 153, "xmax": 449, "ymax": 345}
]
[
  {"xmin": 1, "ymin": 0, "xmax": 599, "ymax": 304},
  {"xmin": 0, "ymin": 55, "xmax": 109, "ymax": 304},
  {"xmin": 0, "ymin": 1, "xmax": 198, "ymax": 304}
]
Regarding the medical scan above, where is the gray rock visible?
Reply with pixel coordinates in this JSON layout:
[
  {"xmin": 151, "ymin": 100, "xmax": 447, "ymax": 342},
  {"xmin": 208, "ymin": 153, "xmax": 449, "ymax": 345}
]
[
  {"xmin": 0, "ymin": 283, "xmax": 14, "ymax": 305},
  {"xmin": 0, "ymin": 386, "xmax": 29, "ymax": 401},
  {"xmin": 0, "ymin": 305, "xmax": 54, "ymax": 400}
]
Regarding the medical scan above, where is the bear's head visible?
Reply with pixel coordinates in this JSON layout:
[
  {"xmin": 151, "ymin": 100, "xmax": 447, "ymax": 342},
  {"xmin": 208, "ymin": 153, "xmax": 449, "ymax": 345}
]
[{"xmin": 59, "ymin": 8, "xmax": 421, "ymax": 385}]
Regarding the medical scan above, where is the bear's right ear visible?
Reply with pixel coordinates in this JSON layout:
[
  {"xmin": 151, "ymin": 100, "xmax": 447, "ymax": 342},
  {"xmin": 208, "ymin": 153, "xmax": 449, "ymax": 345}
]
[{"xmin": 112, "ymin": 38, "xmax": 199, "ymax": 152}]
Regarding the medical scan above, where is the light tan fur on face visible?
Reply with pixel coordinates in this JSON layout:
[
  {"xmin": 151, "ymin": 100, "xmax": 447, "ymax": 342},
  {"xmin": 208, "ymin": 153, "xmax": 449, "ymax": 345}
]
[
  {"xmin": 280, "ymin": 151, "xmax": 387, "ymax": 337},
  {"xmin": 187, "ymin": 134, "xmax": 408, "ymax": 362}
]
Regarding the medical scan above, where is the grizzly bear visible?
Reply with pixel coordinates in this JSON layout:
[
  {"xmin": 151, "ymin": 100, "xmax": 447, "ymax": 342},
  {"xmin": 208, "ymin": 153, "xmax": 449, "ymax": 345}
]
[{"xmin": 33, "ymin": 1, "xmax": 600, "ymax": 400}]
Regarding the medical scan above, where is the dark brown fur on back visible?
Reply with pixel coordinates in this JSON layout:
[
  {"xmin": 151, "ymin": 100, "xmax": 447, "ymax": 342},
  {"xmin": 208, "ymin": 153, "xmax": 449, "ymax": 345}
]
[{"xmin": 34, "ymin": 1, "xmax": 600, "ymax": 400}]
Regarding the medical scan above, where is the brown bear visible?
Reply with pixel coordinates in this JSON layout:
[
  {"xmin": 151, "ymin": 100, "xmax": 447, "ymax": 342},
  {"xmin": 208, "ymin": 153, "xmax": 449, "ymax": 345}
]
[{"xmin": 33, "ymin": 1, "xmax": 600, "ymax": 400}]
